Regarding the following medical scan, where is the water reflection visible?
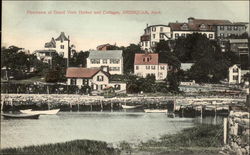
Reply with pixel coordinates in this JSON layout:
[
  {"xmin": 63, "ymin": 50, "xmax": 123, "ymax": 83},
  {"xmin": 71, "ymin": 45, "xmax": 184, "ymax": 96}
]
[{"xmin": 1, "ymin": 111, "xmax": 224, "ymax": 149}]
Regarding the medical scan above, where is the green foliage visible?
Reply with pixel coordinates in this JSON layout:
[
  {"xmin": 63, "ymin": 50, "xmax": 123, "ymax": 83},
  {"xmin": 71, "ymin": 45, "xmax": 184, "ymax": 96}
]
[
  {"xmin": 122, "ymin": 44, "xmax": 143, "ymax": 73},
  {"xmin": 167, "ymin": 72, "xmax": 180, "ymax": 93},
  {"xmin": 140, "ymin": 124, "xmax": 223, "ymax": 149},
  {"xmin": 70, "ymin": 51, "xmax": 89, "ymax": 67},
  {"xmin": 0, "ymin": 139, "xmax": 120, "ymax": 155},
  {"xmin": 155, "ymin": 40, "xmax": 181, "ymax": 70}
]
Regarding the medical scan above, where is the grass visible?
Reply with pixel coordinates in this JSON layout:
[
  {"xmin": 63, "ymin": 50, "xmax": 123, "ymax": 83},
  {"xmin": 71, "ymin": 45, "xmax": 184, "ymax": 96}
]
[
  {"xmin": 0, "ymin": 139, "xmax": 120, "ymax": 155},
  {"xmin": 121, "ymin": 124, "xmax": 223, "ymax": 154},
  {"xmin": 8, "ymin": 76, "xmax": 45, "ymax": 84}
]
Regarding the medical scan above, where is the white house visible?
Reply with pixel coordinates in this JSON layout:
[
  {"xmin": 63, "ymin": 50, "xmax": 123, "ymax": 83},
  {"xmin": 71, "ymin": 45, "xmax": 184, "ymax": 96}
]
[
  {"xmin": 134, "ymin": 53, "xmax": 168, "ymax": 80},
  {"xmin": 228, "ymin": 64, "xmax": 241, "ymax": 84},
  {"xmin": 87, "ymin": 50, "xmax": 123, "ymax": 75},
  {"xmin": 140, "ymin": 24, "xmax": 171, "ymax": 52},
  {"xmin": 34, "ymin": 50, "xmax": 57, "ymax": 64},
  {"xmin": 44, "ymin": 32, "xmax": 70, "ymax": 59},
  {"xmin": 66, "ymin": 67, "xmax": 126, "ymax": 92}
]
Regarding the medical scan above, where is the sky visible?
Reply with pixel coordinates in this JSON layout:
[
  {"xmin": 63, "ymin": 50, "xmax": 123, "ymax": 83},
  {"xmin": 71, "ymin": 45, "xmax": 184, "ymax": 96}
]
[{"xmin": 2, "ymin": 1, "xmax": 249, "ymax": 52}]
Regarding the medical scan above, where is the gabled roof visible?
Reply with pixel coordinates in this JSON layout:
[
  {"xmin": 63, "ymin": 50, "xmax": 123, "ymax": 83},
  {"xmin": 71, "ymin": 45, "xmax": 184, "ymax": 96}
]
[
  {"xmin": 169, "ymin": 22, "xmax": 213, "ymax": 31},
  {"xmin": 55, "ymin": 32, "xmax": 69, "ymax": 42},
  {"xmin": 45, "ymin": 38, "xmax": 56, "ymax": 48},
  {"xmin": 192, "ymin": 18, "xmax": 232, "ymax": 25},
  {"xmin": 66, "ymin": 68, "xmax": 101, "ymax": 78},
  {"xmin": 88, "ymin": 50, "xmax": 123, "ymax": 59},
  {"xmin": 96, "ymin": 43, "xmax": 111, "ymax": 50},
  {"xmin": 134, "ymin": 53, "xmax": 159, "ymax": 65}
]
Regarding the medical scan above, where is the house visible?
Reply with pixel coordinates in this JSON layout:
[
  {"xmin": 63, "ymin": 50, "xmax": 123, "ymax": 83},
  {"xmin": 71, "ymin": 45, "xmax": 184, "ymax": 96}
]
[
  {"xmin": 34, "ymin": 50, "xmax": 57, "ymax": 64},
  {"xmin": 44, "ymin": 32, "xmax": 70, "ymax": 59},
  {"xmin": 228, "ymin": 39, "xmax": 249, "ymax": 56},
  {"xmin": 134, "ymin": 53, "xmax": 168, "ymax": 80},
  {"xmin": 180, "ymin": 63, "xmax": 194, "ymax": 71},
  {"xmin": 169, "ymin": 17, "xmax": 216, "ymax": 40},
  {"xmin": 66, "ymin": 67, "xmax": 126, "ymax": 92},
  {"xmin": 140, "ymin": 24, "xmax": 171, "ymax": 52},
  {"xmin": 86, "ymin": 50, "xmax": 123, "ymax": 75},
  {"xmin": 228, "ymin": 64, "xmax": 241, "ymax": 84},
  {"xmin": 96, "ymin": 43, "xmax": 114, "ymax": 51}
]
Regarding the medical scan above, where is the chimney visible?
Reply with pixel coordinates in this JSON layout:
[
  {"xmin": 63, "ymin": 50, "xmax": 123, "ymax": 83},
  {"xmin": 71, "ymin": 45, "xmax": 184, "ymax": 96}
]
[
  {"xmin": 101, "ymin": 66, "xmax": 109, "ymax": 73},
  {"xmin": 188, "ymin": 17, "xmax": 195, "ymax": 24},
  {"xmin": 146, "ymin": 24, "xmax": 149, "ymax": 28}
]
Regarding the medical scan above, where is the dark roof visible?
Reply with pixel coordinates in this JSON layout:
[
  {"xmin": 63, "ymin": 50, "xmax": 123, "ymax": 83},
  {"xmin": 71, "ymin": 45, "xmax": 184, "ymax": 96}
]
[
  {"xmin": 44, "ymin": 38, "xmax": 56, "ymax": 48},
  {"xmin": 169, "ymin": 22, "xmax": 214, "ymax": 31},
  {"xmin": 192, "ymin": 18, "xmax": 232, "ymax": 25},
  {"xmin": 66, "ymin": 68, "xmax": 101, "ymax": 78},
  {"xmin": 134, "ymin": 53, "xmax": 159, "ymax": 65},
  {"xmin": 55, "ymin": 32, "xmax": 69, "ymax": 42},
  {"xmin": 66, "ymin": 67, "xmax": 110, "ymax": 78}
]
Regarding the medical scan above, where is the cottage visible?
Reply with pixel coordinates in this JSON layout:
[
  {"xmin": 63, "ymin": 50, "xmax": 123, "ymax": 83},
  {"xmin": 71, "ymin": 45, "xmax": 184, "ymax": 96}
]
[
  {"xmin": 134, "ymin": 53, "xmax": 168, "ymax": 80},
  {"xmin": 228, "ymin": 64, "xmax": 241, "ymax": 84},
  {"xmin": 44, "ymin": 32, "xmax": 70, "ymax": 59},
  {"xmin": 86, "ymin": 50, "xmax": 123, "ymax": 75},
  {"xmin": 66, "ymin": 67, "xmax": 126, "ymax": 92}
]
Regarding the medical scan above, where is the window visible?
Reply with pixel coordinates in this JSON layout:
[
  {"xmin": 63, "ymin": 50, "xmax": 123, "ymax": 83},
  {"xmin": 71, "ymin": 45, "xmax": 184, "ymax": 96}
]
[
  {"xmin": 220, "ymin": 26, "xmax": 224, "ymax": 30},
  {"xmin": 200, "ymin": 24, "xmax": 206, "ymax": 30},
  {"xmin": 153, "ymin": 34, "xmax": 156, "ymax": 39},
  {"xmin": 152, "ymin": 27, "xmax": 156, "ymax": 32},
  {"xmin": 82, "ymin": 79, "xmax": 88, "ymax": 85},
  {"xmin": 145, "ymin": 41, "xmax": 148, "ymax": 47},
  {"xmin": 160, "ymin": 27, "xmax": 163, "ymax": 32},
  {"xmin": 203, "ymin": 33, "xmax": 207, "ymax": 37},
  {"xmin": 110, "ymin": 59, "xmax": 119, "ymax": 64},
  {"xmin": 146, "ymin": 66, "xmax": 150, "ymax": 70},
  {"xmin": 60, "ymin": 45, "xmax": 64, "ymax": 49},
  {"xmin": 160, "ymin": 33, "xmax": 164, "ymax": 39},
  {"xmin": 97, "ymin": 75, "xmax": 104, "ymax": 81},
  {"xmin": 70, "ymin": 79, "xmax": 76, "ymax": 85},
  {"xmin": 160, "ymin": 66, "xmax": 165, "ymax": 70},
  {"xmin": 227, "ymin": 26, "xmax": 232, "ymax": 31},
  {"xmin": 175, "ymin": 33, "xmax": 179, "ymax": 38},
  {"xmin": 109, "ymin": 67, "xmax": 120, "ymax": 71},
  {"xmin": 136, "ymin": 66, "xmax": 139, "ymax": 70},
  {"xmin": 91, "ymin": 59, "xmax": 100, "ymax": 64},
  {"xmin": 233, "ymin": 75, "xmax": 238, "ymax": 80},
  {"xmin": 181, "ymin": 24, "xmax": 188, "ymax": 30},
  {"xmin": 103, "ymin": 59, "xmax": 108, "ymax": 64},
  {"xmin": 220, "ymin": 33, "xmax": 224, "ymax": 37},
  {"xmin": 209, "ymin": 34, "xmax": 213, "ymax": 38},
  {"xmin": 114, "ymin": 84, "xmax": 121, "ymax": 90},
  {"xmin": 141, "ymin": 42, "xmax": 144, "ymax": 46},
  {"xmin": 234, "ymin": 26, "xmax": 238, "ymax": 30},
  {"xmin": 151, "ymin": 66, "xmax": 155, "ymax": 70},
  {"xmin": 233, "ymin": 68, "xmax": 238, "ymax": 73},
  {"xmin": 181, "ymin": 33, "xmax": 186, "ymax": 37}
]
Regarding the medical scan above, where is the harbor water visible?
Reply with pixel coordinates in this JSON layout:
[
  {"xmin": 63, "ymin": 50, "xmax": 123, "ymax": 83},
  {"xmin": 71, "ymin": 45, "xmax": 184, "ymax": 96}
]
[{"xmin": 1, "ymin": 111, "xmax": 224, "ymax": 149}]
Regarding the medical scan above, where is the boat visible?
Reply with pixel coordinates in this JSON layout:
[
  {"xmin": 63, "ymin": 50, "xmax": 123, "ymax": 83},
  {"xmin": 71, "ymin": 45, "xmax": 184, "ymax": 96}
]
[
  {"xmin": 121, "ymin": 105, "xmax": 143, "ymax": 109},
  {"xmin": 144, "ymin": 109, "xmax": 168, "ymax": 113},
  {"xmin": 20, "ymin": 109, "xmax": 60, "ymax": 115},
  {"xmin": 2, "ymin": 113, "xmax": 40, "ymax": 119}
]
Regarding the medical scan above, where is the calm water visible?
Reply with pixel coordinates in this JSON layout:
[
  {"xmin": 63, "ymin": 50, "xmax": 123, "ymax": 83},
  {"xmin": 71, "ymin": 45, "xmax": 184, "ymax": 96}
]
[{"xmin": 1, "ymin": 111, "xmax": 223, "ymax": 149}]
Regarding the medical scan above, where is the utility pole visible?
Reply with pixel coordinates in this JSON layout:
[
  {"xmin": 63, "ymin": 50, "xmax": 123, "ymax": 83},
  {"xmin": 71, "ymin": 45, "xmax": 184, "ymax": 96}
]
[{"xmin": 67, "ymin": 35, "xmax": 70, "ymax": 68}]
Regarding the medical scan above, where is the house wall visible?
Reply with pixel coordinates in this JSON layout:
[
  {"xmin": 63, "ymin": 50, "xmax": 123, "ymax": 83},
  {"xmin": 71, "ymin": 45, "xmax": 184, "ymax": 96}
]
[
  {"xmin": 55, "ymin": 40, "xmax": 69, "ymax": 59},
  {"xmin": 216, "ymin": 25, "xmax": 247, "ymax": 38},
  {"xmin": 141, "ymin": 25, "xmax": 171, "ymax": 52},
  {"xmin": 134, "ymin": 64, "xmax": 168, "ymax": 80},
  {"xmin": 87, "ymin": 58, "xmax": 123, "ymax": 75},
  {"xmin": 228, "ymin": 65, "xmax": 241, "ymax": 84},
  {"xmin": 172, "ymin": 31, "xmax": 215, "ymax": 39}
]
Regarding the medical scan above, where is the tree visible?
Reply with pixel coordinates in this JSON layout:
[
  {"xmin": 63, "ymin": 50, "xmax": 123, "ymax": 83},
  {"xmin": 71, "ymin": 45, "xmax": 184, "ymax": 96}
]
[
  {"xmin": 123, "ymin": 44, "xmax": 143, "ymax": 73},
  {"xmin": 167, "ymin": 72, "xmax": 180, "ymax": 93},
  {"xmin": 70, "ymin": 51, "xmax": 89, "ymax": 67},
  {"xmin": 155, "ymin": 40, "xmax": 181, "ymax": 70}
]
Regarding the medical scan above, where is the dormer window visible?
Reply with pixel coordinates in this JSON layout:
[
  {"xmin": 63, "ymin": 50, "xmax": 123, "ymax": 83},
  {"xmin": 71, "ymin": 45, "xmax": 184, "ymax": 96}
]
[
  {"xmin": 200, "ymin": 24, "xmax": 206, "ymax": 30},
  {"xmin": 181, "ymin": 24, "xmax": 189, "ymax": 30}
]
